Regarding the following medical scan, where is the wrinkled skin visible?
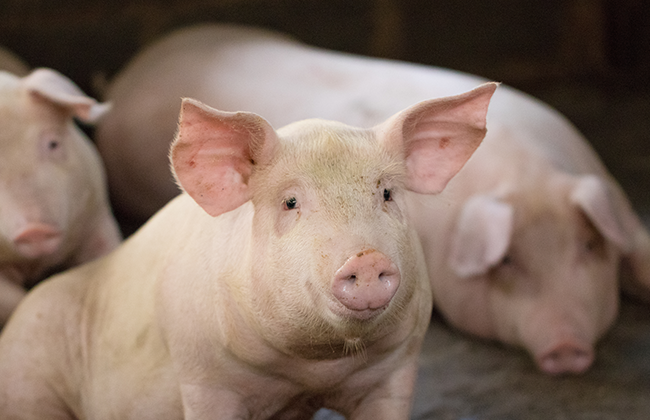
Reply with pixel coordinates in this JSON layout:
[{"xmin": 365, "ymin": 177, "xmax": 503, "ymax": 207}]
[
  {"xmin": 0, "ymin": 69, "xmax": 121, "ymax": 326},
  {"xmin": 95, "ymin": 24, "xmax": 650, "ymax": 375},
  {"xmin": 0, "ymin": 85, "xmax": 495, "ymax": 419}
]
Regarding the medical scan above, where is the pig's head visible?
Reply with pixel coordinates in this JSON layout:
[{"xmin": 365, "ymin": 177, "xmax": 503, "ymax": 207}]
[
  {"xmin": 447, "ymin": 170, "xmax": 634, "ymax": 375},
  {"xmin": 0, "ymin": 69, "xmax": 111, "ymax": 280},
  {"xmin": 170, "ymin": 83, "xmax": 497, "ymax": 358}
]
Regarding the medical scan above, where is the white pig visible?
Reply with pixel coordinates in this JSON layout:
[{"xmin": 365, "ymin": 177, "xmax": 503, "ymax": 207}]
[
  {"xmin": 0, "ymin": 46, "xmax": 29, "ymax": 76},
  {"xmin": 95, "ymin": 24, "xmax": 650, "ymax": 374},
  {"xmin": 0, "ymin": 84, "xmax": 496, "ymax": 419},
  {"xmin": 0, "ymin": 68, "xmax": 121, "ymax": 326}
]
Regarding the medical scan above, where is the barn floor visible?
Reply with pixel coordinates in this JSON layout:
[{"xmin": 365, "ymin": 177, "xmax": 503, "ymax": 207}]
[{"xmin": 315, "ymin": 80, "xmax": 650, "ymax": 419}]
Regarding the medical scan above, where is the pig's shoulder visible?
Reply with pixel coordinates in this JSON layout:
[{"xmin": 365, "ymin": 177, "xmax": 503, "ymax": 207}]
[{"xmin": 9, "ymin": 269, "xmax": 88, "ymax": 341}]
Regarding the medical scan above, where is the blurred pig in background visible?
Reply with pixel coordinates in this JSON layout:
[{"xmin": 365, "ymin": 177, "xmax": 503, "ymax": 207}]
[
  {"xmin": 95, "ymin": 24, "xmax": 650, "ymax": 375},
  {"xmin": 0, "ymin": 68, "xmax": 121, "ymax": 326}
]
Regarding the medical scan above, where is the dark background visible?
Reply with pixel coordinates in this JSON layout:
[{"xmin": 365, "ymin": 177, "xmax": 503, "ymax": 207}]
[
  {"xmin": 2, "ymin": 0, "xmax": 649, "ymax": 215},
  {"xmin": 3, "ymin": 2, "xmax": 650, "ymax": 418}
]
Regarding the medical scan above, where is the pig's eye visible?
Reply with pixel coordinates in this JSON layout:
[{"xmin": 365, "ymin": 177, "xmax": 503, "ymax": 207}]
[
  {"xmin": 500, "ymin": 254, "xmax": 513, "ymax": 266},
  {"xmin": 41, "ymin": 134, "xmax": 65, "ymax": 161},
  {"xmin": 282, "ymin": 197, "xmax": 298, "ymax": 210},
  {"xmin": 47, "ymin": 139, "xmax": 60, "ymax": 150},
  {"xmin": 383, "ymin": 188, "xmax": 392, "ymax": 202},
  {"xmin": 583, "ymin": 234, "xmax": 605, "ymax": 258}
]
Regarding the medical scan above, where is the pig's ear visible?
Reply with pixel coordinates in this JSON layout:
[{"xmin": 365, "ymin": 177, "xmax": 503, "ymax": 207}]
[
  {"xmin": 170, "ymin": 98, "xmax": 278, "ymax": 218},
  {"xmin": 571, "ymin": 175, "xmax": 650, "ymax": 301},
  {"xmin": 376, "ymin": 82, "xmax": 498, "ymax": 194},
  {"xmin": 570, "ymin": 175, "xmax": 631, "ymax": 251},
  {"xmin": 22, "ymin": 68, "xmax": 111, "ymax": 123},
  {"xmin": 449, "ymin": 195, "xmax": 514, "ymax": 278}
]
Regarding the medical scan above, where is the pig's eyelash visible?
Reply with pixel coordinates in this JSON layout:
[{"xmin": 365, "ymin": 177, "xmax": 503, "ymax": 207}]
[{"xmin": 282, "ymin": 197, "xmax": 298, "ymax": 210}]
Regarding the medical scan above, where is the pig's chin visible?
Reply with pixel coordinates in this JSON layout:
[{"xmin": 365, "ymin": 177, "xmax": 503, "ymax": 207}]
[{"xmin": 327, "ymin": 299, "xmax": 389, "ymax": 322}]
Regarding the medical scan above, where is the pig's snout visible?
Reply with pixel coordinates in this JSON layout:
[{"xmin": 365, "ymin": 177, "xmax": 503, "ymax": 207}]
[
  {"xmin": 536, "ymin": 341, "xmax": 594, "ymax": 375},
  {"xmin": 332, "ymin": 250, "xmax": 400, "ymax": 318},
  {"xmin": 13, "ymin": 224, "xmax": 63, "ymax": 258}
]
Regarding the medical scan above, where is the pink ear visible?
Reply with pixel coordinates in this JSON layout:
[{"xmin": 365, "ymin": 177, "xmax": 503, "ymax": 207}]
[
  {"xmin": 170, "ymin": 98, "xmax": 277, "ymax": 217},
  {"xmin": 449, "ymin": 195, "xmax": 513, "ymax": 278},
  {"xmin": 22, "ymin": 68, "xmax": 111, "ymax": 123},
  {"xmin": 570, "ymin": 175, "xmax": 631, "ymax": 251},
  {"xmin": 377, "ymin": 82, "xmax": 497, "ymax": 194}
]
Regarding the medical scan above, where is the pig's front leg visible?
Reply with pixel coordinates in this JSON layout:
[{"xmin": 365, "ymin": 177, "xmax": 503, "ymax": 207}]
[
  {"xmin": 344, "ymin": 357, "xmax": 420, "ymax": 420},
  {"xmin": 0, "ymin": 273, "xmax": 26, "ymax": 325}
]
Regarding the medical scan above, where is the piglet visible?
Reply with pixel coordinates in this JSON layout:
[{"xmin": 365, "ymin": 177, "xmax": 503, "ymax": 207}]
[
  {"xmin": 0, "ymin": 69, "xmax": 121, "ymax": 326},
  {"xmin": 0, "ymin": 84, "xmax": 496, "ymax": 419}
]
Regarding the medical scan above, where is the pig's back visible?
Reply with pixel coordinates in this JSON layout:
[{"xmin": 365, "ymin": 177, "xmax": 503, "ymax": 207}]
[{"xmin": 124, "ymin": 23, "xmax": 606, "ymax": 175}]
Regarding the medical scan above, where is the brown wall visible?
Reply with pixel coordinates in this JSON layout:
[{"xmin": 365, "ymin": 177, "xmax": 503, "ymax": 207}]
[{"xmin": 2, "ymin": 0, "xmax": 648, "ymax": 92}]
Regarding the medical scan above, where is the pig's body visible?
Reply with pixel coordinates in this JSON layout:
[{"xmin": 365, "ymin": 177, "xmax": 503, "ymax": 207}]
[
  {"xmin": 0, "ymin": 47, "xmax": 28, "ymax": 76},
  {"xmin": 96, "ymin": 24, "xmax": 650, "ymax": 375},
  {"xmin": 0, "ymin": 86, "xmax": 496, "ymax": 418},
  {"xmin": 0, "ymin": 69, "xmax": 121, "ymax": 326}
]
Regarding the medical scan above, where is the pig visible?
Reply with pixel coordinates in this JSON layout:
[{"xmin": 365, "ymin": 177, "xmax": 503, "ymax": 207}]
[
  {"xmin": 0, "ymin": 84, "xmax": 496, "ymax": 419},
  {"xmin": 0, "ymin": 46, "xmax": 29, "ymax": 76},
  {"xmin": 0, "ymin": 68, "xmax": 121, "ymax": 326},
  {"xmin": 95, "ymin": 24, "xmax": 650, "ymax": 374},
  {"xmin": 407, "ymin": 122, "xmax": 650, "ymax": 375}
]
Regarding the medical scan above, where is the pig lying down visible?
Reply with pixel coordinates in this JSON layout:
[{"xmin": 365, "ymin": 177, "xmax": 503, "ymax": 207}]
[
  {"xmin": 409, "ymin": 119, "xmax": 650, "ymax": 375},
  {"xmin": 0, "ymin": 84, "xmax": 496, "ymax": 419},
  {"xmin": 0, "ymin": 69, "xmax": 121, "ymax": 326},
  {"xmin": 96, "ymin": 24, "xmax": 650, "ymax": 375}
]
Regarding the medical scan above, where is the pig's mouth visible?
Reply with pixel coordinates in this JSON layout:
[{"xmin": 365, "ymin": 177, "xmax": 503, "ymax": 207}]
[
  {"xmin": 327, "ymin": 298, "xmax": 390, "ymax": 321},
  {"xmin": 12, "ymin": 223, "xmax": 63, "ymax": 259}
]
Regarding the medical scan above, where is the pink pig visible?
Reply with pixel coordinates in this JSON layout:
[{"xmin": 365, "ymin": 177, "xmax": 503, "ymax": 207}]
[
  {"xmin": 95, "ymin": 24, "xmax": 650, "ymax": 375},
  {"xmin": 0, "ymin": 85, "xmax": 496, "ymax": 419},
  {"xmin": 407, "ymin": 120, "xmax": 650, "ymax": 374},
  {"xmin": 0, "ymin": 68, "xmax": 121, "ymax": 326}
]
